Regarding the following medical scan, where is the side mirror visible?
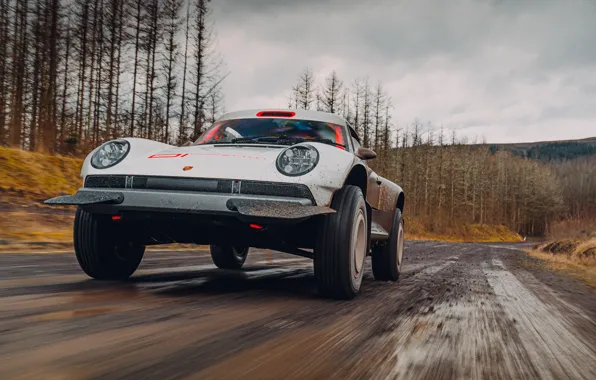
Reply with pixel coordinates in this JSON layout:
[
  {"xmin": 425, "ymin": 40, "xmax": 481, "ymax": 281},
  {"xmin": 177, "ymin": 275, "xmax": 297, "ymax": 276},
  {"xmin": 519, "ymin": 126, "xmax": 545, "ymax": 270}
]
[
  {"xmin": 181, "ymin": 140, "xmax": 193, "ymax": 147},
  {"xmin": 355, "ymin": 147, "xmax": 377, "ymax": 160}
]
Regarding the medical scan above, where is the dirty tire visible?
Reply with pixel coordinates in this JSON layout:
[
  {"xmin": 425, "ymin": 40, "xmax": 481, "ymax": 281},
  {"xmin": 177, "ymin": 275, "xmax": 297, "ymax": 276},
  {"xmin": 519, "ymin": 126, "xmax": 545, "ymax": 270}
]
[
  {"xmin": 372, "ymin": 208, "xmax": 404, "ymax": 281},
  {"xmin": 314, "ymin": 185, "xmax": 368, "ymax": 300},
  {"xmin": 73, "ymin": 208, "xmax": 145, "ymax": 280},
  {"xmin": 210, "ymin": 244, "xmax": 249, "ymax": 269}
]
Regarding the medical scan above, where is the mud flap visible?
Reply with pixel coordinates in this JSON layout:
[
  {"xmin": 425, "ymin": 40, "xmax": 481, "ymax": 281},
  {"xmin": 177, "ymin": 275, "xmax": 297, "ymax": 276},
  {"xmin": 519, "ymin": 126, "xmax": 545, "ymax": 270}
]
[
  {"xmin": 44, "ymin": 191, "xmax": 124, "ymax": 206},
  {"xmin": 226, "ymin": 199, "xmax": 335, "ymax": 220}
]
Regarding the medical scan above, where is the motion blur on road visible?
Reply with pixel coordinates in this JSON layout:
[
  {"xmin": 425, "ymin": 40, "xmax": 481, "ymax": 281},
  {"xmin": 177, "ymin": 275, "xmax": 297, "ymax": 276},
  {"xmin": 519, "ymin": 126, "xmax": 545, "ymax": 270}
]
[{"xmin": 2, "ymin": 241, "xmax": 596, "ymax": 380}]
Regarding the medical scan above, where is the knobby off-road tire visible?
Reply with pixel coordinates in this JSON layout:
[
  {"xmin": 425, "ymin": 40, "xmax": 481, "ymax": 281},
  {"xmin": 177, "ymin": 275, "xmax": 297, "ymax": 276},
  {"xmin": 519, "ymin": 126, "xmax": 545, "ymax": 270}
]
[
  {"xmin": 210, "ymin": 244, "xmax": 249, "ymax": 269},
  {"xmin": 372, "ymin": 208, "xmax": 404, "ymax": 281},
  {"xmin": 314, "ymin": 185, "xmax": 369, "ymax": 300},
  {"xmin": 73, "ymin": 208, "xmax": 145, "ymax": 280}
]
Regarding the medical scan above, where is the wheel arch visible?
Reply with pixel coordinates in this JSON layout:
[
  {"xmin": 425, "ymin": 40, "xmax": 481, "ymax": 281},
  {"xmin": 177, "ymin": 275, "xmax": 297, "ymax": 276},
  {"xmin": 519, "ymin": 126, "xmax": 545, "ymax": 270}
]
[
  {"xmin": 396, "ymin": 191, "xmax": 405, "ymax": 212},
  {"xmin": 342, "ymin": 164, "xmax": 368, "ymax": 200},
  {"xmin": 339, "ymin": 164, "xmax": 372, "ymax": 251}
]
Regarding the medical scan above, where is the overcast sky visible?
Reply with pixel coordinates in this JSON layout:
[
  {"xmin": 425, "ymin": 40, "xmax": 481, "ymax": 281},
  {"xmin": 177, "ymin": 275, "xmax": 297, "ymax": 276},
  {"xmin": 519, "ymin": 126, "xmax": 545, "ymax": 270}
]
[{"xmin": 209, "ymin": 0, "xmax": 596, "ymax": 144}]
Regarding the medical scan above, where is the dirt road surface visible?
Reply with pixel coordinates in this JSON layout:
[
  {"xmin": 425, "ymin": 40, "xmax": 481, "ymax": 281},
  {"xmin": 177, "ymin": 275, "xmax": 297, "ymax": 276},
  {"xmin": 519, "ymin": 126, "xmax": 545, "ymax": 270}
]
[{"xmin": 1, "ymin": 241, "xmax": 596, "ymax": 380}]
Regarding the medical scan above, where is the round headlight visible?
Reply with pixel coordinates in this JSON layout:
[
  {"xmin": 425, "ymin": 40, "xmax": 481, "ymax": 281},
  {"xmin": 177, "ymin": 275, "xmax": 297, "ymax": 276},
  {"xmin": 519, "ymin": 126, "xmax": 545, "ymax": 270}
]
[
  {"xmin": 276, "ymin": 145, "xmax": 319, "ymax": 176},
  {"xmin": 90, "ymin": 140, "xmax": 130, "ymax": 169}
]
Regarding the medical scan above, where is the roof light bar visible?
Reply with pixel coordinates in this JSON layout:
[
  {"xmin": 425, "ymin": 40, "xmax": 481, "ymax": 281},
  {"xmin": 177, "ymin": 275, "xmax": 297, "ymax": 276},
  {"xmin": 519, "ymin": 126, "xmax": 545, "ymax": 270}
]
[{"xmin": 256, "ymin": 111, "xmax": 296, "ymax": 118}]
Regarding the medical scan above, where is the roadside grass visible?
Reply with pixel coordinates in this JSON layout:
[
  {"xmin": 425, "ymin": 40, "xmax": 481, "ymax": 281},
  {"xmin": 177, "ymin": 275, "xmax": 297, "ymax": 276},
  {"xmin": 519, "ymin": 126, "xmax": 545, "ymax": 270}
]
[
  {"xmin": 0, "ymin": 147, "xmax": 83, "ymax": 203},
  {"xmin": 0, "ymin": 209, "xmax": 75, "ymax": 252},
  {"xmin": 405, "ymin": 217, "xmax": 523, "ymax": 243},
  {"xmin": 526, "ymin": 238, "xmax": 596, "ymax": 288}
]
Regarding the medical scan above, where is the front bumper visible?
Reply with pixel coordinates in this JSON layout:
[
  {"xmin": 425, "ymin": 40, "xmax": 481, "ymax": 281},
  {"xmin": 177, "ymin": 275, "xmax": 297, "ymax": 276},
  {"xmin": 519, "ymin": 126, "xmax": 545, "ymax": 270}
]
[{"xmin": 44, "ymin": 188, "xmax": 335, "ymax": 221}]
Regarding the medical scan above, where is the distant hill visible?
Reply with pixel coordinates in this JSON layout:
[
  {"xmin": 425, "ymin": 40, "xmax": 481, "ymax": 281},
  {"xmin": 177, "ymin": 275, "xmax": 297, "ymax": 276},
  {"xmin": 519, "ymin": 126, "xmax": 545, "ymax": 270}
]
[{"xmin": 487, "ymin": 137, "xmax": 596, "ymax": 161}]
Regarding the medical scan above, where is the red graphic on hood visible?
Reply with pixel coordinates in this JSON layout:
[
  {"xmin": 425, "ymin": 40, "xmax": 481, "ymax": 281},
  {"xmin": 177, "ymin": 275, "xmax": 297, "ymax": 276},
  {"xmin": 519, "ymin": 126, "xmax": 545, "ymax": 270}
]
[
  {"xmin": 148, "ymin": 153, "xmax": 267, "ymax": 160},
  {"xmin": 148, "ymin": 153, "xmax": 188, "ymax": 159}
]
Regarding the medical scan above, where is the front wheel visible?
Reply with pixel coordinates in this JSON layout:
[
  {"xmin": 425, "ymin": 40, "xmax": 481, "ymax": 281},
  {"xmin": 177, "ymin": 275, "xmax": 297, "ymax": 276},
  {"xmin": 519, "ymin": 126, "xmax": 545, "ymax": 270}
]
[
  {"xmin": 210, "ymin": 244, "xmax": 249, "ymax": 269},
  {"xmin": 314, "ymin": 185, "xmax": 369, "ymax": 300},
  {"xmin": 73, "ymin": 208, "xmax": 145, "ymax": 280}
]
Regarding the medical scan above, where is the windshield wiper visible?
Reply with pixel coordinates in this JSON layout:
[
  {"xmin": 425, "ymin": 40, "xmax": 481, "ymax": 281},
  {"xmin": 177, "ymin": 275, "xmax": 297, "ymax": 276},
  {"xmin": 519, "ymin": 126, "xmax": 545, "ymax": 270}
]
[
  {"xmin": 231, "ymin": 135, "xmax": 346, "ymax": 148},
  {"xmin": 231, "ymin": 135, "xmax": 287, "ymax": 144}
]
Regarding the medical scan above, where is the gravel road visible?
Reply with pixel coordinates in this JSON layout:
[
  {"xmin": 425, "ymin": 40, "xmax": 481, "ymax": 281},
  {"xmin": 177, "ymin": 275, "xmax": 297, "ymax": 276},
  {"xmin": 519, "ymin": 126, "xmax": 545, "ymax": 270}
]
[{"xmin": 1, "ymin": 241, "xmax": 596, "ymax": 380}]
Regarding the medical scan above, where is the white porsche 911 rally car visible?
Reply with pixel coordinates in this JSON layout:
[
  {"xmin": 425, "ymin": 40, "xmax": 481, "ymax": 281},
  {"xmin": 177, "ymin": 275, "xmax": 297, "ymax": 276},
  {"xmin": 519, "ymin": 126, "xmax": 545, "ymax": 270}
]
[{"xmin": 45, "ymin": 109, "xmax": 406, "ymax": 299}]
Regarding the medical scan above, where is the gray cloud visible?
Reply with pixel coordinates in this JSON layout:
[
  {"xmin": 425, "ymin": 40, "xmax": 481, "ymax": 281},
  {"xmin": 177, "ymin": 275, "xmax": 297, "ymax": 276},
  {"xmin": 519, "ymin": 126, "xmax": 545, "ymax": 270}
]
[{"xmin": 210, "ymin": 0, "xmax": 596, "ymax": 143}]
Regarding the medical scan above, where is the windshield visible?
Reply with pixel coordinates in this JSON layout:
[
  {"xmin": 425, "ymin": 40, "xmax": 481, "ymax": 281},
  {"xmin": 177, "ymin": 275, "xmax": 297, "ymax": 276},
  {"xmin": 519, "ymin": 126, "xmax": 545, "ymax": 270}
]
[{"xmin": 194, "ymin": 118, "xmax": 349, "ymax": 149}]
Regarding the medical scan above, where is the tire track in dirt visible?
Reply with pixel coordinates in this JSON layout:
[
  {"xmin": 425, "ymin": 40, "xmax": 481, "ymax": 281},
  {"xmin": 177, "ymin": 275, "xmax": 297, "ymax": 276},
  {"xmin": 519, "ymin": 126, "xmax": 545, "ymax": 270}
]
[{"xmin": 0, "ymin": 243, "xmax": 595, "ymax": 379}]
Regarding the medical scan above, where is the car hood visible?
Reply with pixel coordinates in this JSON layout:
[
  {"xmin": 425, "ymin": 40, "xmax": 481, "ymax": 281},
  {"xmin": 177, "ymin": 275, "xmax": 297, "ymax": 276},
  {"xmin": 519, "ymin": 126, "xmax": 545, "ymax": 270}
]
[{"xmin": 93, "ymin": 144, "xmax": 290, "ymax": 181}]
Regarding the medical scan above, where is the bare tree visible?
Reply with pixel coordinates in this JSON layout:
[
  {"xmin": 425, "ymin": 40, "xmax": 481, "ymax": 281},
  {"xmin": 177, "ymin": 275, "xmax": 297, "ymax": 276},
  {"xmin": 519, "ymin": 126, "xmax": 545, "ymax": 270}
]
[
  {"xmin": 128, "ymin": 0, "xmax": 145, "ymax": 136},
  {"xmin": 8, "ymin": 0, "xmax": 29, "ymax": 148},
  {"xmin": 372, "ymin": 81, "xmax": 385, "ymax": 151},
  {"xmin": 104, "ymin": 0, "xmax": 123, "ymax": 139},
  {"xmin": 143, "ymin": 0, "xmax": 160, "ymax": 140},
  {"xmin": 59, "ymin": 15, "xmax": 73, "ymax": 149},
  {"xmin": 191, "ymin": 0, "xmax": 209, "ymax": 138},
  {"xmin": 293, "ymin": 67, "xmax": 315, "ymax": 110},
  {"xmin": 361, "ymin": 78, "xmax": 372, "ymax": 148},
  {"xmin": 161, "ymin": 0, "xmax": 183, "ymax": 144},
  {"xmin": 0, "ymin": 0, "xmax": 9, "ymax": 144},
  {"xmin": 351, "ymin": 78, "xmax": 363, "ymax": 137},
  {"xmin": 178, "ymin": 0, "xmax": 191, "ymax": 144},
  {"xmin": 320, "ymin": 70, "xmax": 343, "ymax": 114}
]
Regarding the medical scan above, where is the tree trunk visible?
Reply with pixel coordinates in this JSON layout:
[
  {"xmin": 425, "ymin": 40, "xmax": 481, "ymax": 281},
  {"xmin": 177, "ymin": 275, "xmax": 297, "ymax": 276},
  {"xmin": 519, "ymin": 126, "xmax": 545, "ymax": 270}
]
[
  {"xmin": 75, "ymin": 1, "xmax": 90, "ymax": 145},
  {"xmin": 193, "ymin": 0, "xmax": 207, "ymax": 139},
  {"xmin": 59, "ymin": 18, "xmax": 72, "ymax": 152},
  {"xmin": 113, "ymin": 0, "xmax": 124, "ymax": 138},
  {"xmin": 105, "ymin": 0, "xmax": 120, "ymax": 139},
  {"xmin": 129, "ymin": 0, "xmax": 143, "ymax": 137},
  {"xmin": 0, "ymin": 0, "xmax": 8, "ymax": 144},
  {"xmin": 86, "ymin": 0, "xmax": 100, "ymax": 142},
  {"xmin": 178, "ymin": 0, "xmax": 191, "ymax": 144},
  {"xmin": 146, "ymin": 0, "xmax": 158, "ymax": 140}
]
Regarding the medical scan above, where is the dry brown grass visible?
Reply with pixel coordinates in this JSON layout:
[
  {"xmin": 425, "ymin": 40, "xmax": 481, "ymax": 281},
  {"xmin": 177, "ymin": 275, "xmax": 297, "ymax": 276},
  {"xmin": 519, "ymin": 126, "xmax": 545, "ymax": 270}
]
[
  {"xmin": 0, "ymin": 147, "xmax": 83, "ymax": 203},
  {"xmin": 0, "ymin": 148, "xmax": 81, "ymax": 250},
  {"xmin": 0, "ymin": 209, "xmax": 74, "ymax": 244},
  {"xmin": 528, "ymin": 238, "xmax": 596, "ymax": 287},
  {"xmin": 405, "ymin": 217, "xmax": 523, "ymax": 243}
]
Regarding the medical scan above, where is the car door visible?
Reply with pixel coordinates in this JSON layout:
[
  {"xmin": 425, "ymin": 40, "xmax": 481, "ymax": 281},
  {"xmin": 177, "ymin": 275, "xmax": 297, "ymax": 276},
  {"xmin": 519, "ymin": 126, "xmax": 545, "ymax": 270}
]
[
  {"xmin": 349, "ymin": 133, "xmax": 381, "ymax": 209},
  {"xmin": 366, "ymin": 167, "xmax": 381, "ymax": 210}
]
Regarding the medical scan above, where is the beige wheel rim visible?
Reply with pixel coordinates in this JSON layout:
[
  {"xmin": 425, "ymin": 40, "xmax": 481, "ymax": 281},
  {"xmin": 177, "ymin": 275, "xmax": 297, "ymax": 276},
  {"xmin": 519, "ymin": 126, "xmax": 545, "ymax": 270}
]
[
  {"xmin": 397, "ymin": 221, "xmax": 404, "ymax": 269},
  {"xmin": 353, "ymin": 209, "xmax": 367, "ymax": 278}
]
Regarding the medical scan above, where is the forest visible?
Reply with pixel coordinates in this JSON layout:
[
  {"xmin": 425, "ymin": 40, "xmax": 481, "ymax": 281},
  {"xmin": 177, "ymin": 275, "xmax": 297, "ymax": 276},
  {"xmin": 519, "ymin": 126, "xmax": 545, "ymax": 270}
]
[
  {"xmin": 0, "ymin": 0, "xmax": 594, "ymax": 239},
  {"xmin": 285, "ymin": 67, "xmax": 595, "ymax": 237},
  {"xmin": 0, "ymin": 0, "xmax": 225, "ymax": 154}
]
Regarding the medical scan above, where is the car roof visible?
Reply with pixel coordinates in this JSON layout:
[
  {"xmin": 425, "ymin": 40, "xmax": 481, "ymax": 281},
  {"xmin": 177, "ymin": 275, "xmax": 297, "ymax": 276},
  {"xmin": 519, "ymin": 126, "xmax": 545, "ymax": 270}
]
[{"xmin": 216, "ymin": 109, "xmax": 349, "ymax": 127}]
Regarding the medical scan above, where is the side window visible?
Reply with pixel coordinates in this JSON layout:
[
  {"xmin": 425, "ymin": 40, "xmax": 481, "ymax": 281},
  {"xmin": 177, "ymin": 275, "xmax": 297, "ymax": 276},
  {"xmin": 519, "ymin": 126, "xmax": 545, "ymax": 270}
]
[{"xmin": 352, "ymin": 137, "xmax": 361, "ymax": 151}]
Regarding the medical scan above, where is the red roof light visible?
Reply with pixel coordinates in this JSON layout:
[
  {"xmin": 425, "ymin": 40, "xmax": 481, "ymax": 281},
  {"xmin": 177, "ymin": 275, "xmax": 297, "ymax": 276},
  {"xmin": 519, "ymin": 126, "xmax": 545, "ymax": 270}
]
[{"xmin": 256, "ymin": 111, "xmax": 296, "ymax": 118}]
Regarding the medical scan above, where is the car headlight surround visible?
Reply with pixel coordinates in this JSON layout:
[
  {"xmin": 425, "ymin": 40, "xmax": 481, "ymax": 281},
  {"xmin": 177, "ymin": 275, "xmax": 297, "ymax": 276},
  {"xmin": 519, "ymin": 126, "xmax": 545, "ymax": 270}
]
[
  {"xmin": 90, "ymin": 139, "xmax": 130, "ymax": 169},
  {"xmin": 276, "ymin": 144, "xmax": 319, "ymax": 176}
]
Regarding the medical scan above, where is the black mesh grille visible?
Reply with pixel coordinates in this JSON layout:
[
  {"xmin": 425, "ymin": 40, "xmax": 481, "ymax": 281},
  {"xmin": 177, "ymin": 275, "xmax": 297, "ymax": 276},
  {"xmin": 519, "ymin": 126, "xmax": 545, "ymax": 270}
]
[
  {"xmin": 241, "ymin": 181, "xmax": 313, "ymax": 200},
  {"xmin": 84, "ymin": 175, "xmax": 315, "ymax": 203},
  {"xmin": 84, "ymin": 175, "xmax": 126, "ymax": 188}
]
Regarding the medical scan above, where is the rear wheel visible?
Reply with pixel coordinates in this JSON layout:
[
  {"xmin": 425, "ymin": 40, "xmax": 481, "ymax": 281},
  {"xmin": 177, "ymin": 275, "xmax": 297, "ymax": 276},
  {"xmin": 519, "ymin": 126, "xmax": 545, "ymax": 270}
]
[
  {"xmin": 314, "ymin": 185, "xmax": 369, "ymax": 299},
  {"xmin": 210, "ymin": 244, "xmax": 249, "ymax": 269},
  {"xmin": 372, "ymin": 208, "xmax": 404, "ymax": 281},
  {"xmin": 73, "ymin": 208, "xmax": 145, "ymax": 280}
]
